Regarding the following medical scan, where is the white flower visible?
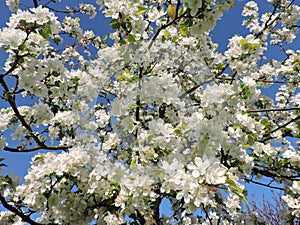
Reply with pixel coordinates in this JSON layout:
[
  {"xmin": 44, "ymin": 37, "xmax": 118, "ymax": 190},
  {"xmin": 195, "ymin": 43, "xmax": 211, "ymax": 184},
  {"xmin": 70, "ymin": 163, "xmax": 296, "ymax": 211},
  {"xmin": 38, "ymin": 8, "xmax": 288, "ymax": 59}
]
[
  {"xmin": 79, "ymin": 4, "xmax": 97, "ymax": 18},
  {"xmin": 0, "ymin": 28, "xmax": 26, "ymax": 49},
  {"xmin": 182, "ymin": 0, "xmax": 202, "ymax": 16},
  {"xmin": 31, "ymin": 6, "xmax": 55, "ymax": 25},
  {"xmin": 0, "ymin": 137, "xmax": 7, "ymax": 150},
  {"xmin": 205, "ymin": 161, "xmax": 227, "ymax": 185},
  {"xmin": 6, "ymin": 0, "xmax": 19, "ymax": 11},
  {"xmin": 188, "ymin": 156, "xmax": 209, "ymax": 179},
  {"xmin": 242, "ymin": 77, "xmax": 256, "ymax": 87},
  {"xmin": 11, "ymin": 125, "xmax": 26, "ymax": 141},
  {"xmin": 291, "ymin": 181, "xmax": 300, "ymax": 193},
  {"xmin": 95, "ymin": 109, "xmax": 110, "ymax": 127}
]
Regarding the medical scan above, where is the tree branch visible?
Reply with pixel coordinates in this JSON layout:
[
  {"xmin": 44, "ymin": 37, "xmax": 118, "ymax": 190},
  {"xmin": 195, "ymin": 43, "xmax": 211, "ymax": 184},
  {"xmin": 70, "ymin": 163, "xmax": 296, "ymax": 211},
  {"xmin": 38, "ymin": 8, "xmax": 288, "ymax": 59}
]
[
  {"xmin": 201, "ymin": 203, "xmax": 213, "ymax": 225},
  {"xmin": 243, "ymin": 177, "xmax": 284, "ymax": 191},
  {"xmin": 261, "ymin": 115, "xmax": 300, "ymax": 142},
  {"xmin": 148, "ymin": 11, "xmax": 187, "ymax": 50},
  {"xmin": 247, "ymin": 107, "xmax": 300, "ymax": 113},
  {"xmin": 0, "ymin": 194, "xmax": 55, "ymax": 225},
  {"xmin": 179, "ymin": 64, "xmax": 229, "ymax": 99},
  {"xmin": 252, "ymin": 166, "xmax": 300, "ymax": 181},
  {"xmin": 33, "ymin": 0, "xmax": 38, "ymax": 8},
  {"xmin": 3, "ymin": 145, "xmax": 69, "ymax": 153}
]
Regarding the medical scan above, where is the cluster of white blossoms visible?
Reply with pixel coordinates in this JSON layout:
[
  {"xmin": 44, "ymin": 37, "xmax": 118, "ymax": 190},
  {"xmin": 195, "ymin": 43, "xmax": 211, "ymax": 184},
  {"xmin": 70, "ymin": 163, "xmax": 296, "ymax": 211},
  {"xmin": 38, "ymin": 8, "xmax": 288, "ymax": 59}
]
[
  {"xmin": 0, "ymin": 0, "xmax": 300, "ymax": 224},
  {"xmin": 5, "ymin": 0, "xmax": 19, "ymax": 12},
  {"xmin": 282, "ymin": 181, "xmax": 300, "ymax": 217}
]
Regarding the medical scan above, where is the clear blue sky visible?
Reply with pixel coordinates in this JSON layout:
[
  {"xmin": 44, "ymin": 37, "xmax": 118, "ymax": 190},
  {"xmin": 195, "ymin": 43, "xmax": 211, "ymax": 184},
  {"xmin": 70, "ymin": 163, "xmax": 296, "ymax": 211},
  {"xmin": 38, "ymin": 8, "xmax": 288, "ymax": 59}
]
[{"xmin": 0, "ymin": 0, "xmax": 298, "ymax": 216}]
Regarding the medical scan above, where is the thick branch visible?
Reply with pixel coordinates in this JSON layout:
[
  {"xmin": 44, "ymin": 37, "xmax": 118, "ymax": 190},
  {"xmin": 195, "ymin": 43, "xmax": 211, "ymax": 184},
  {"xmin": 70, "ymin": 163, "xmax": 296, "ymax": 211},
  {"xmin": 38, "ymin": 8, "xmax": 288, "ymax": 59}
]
[
  {"xmin": 33, "ymin": 0, "xmax": 38, "ymax": 8},
  {"xmin": 252, "ymin": 166, "xmax": 300, "ymax": 181},
  {"xmin": 0, "ymin": 78, "xmax": 47, "ymax": 148},
  {"xmin": 3, "ymin": 145, "xmax": 69, "ymax": 153},
  {"xmin": 0, "ymin": 194, "xmax": 54, "ymax": 225},
  {"xmin": 0, "ymin": 51, "xmax": 47, "ymax": 149}
]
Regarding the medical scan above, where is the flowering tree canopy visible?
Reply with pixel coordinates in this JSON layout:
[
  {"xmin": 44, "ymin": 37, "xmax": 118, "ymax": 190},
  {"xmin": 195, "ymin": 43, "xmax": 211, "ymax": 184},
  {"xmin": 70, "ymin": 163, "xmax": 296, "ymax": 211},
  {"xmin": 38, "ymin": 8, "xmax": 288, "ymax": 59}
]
[{"xmin": 0, "ymin": 0, "xmax": 300, "ymax": 224}]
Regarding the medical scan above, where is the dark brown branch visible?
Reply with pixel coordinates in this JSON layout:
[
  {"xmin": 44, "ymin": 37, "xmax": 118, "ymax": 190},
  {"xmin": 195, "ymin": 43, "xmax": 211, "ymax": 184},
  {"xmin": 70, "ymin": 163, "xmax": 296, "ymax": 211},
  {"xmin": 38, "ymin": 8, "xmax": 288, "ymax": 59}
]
[
  {"xmin": 261, "ymin": 115, "xmax": 300, "ymax": 142},
  {"xmin": 44, "ymin": 6, "xmax": 80, "ymax": 14},
  {"xmin": 255, "ymin": 3, "xmax": 279, "ymax": 37},
  {"xmin": 255, "ymin": 79, "xmax": 300, "ymax": 84},
  {"xmin": 0, "ymin": 194, "xmax": 55, "ymax": 225},
  {"xmin": 243, "ymin": 178, "xmax": 284, "ymax": 191},
  {"xmin": 0, "ymin": 52, "xmax": 51, "ymax": 149},
  {"xmin": 215, "ymin": 74, "xmax": 300, "ymax": 84},
  {"xmin": 1, "ymin": 53, "xmax": 31, "ymax": 78},
  {"xmin": 255, "ymin": 0, "xmax": 297, "ymax": 37},
  {"xmin": 148, "ymin": 11, "xmax": 187, "ymax": 50},
  {"xmin": 252, "ymin": 166, "xmax": 300, "ymax": 181},
  {"xmin": 33, "ymin": 0, "xmax": 38, "ymax": 8},
  {"xmin": 179, "ymin": 77, "xmax": 215, "ymax": 99},
  {"xmin": 179, "ymin": 64, "xmax": 229, "ymax": 99},
  {"xmin": 0, "ymin": 78, "xmax": 47, "ymax": 148},
  {"xmin": 201, "ymin": 203, "xmax": 213, "ymax": 225},
  {"xmin": 247, "ymin": 107, "xmax": 300, "ymax": 113},
  {"xmin": 3, "ymin": 145, "xmax": 69, "ymax": 153}
]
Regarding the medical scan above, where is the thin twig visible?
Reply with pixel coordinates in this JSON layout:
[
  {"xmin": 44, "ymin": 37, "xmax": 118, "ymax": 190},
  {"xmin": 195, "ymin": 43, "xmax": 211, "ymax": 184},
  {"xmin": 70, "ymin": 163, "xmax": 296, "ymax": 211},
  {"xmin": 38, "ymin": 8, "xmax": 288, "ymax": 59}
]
[
  {"xmin": 243, "ymin": 178, "xmax": 284, "ymax": 191},
  {"xmin": 261, "ymin": 115, "xmax": 300, "ymax": 142},
  {"xmin": 148, "ymin": 11, "xmax": 187, "ymax": 50}
]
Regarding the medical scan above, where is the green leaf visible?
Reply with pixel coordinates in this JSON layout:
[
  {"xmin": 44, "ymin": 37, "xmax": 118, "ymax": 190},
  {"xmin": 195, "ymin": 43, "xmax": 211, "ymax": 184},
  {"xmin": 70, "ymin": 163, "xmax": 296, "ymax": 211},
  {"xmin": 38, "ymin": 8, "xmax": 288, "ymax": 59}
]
[
  {"xmin": 118, "ymin": 39, "xmax": 127, "ymax": 45},
  {"xmin": 226, "ymin": 178, "xmax": 248, "ymax": 204},
  {"xmin": 41, "ymin": 136, "xmax": 47, "ymax": 143},
  {"xmin": 260, "ymin": 118, "xmax": 269, "ymax": 126},
  {"xmin": 129, "ymin": 158, "xmax": 136, "ymax": 169},
  {"xmin": 18, "ymin": 44, "xmax": 27, "ymax": 51},
  {"xmin": 110, "ymin": 19, "xmax": 120, "ymax": 29},
  {"xmin": 164, "ymin": 29, "xmax": 170, "ymax": 39},
  {"xmin": 54, "ymin": 80, "xmax": 60, "ymax": 87},
  {"xmin": 179, "ymin": 25, "xmax": 189, "ymax": 37},
  {"xmin": 116, "ymin": 74, "xmax": 128, "ymax": 81},
  {"xmin": 250, "ymin": 43, "xmax": 259, "ymax": 51},
  {"xmin": 232, "ymin": 124, "xmax": 238, "ymax": 130},
  {"xmin": 185, "ymin": 18, "xmax": 193, "ymax": 27},
  {"xmin": 247, "ymin": 135, "xmax": 255, "ymax": 145},
  {"xmin": 102, "ymin": 35, "xmax": 108, "ymax": 41},
  {"xmin": 124, "ymin": 68, "xmax": 130, "ymax": 74},
  {"xmin": 19, "ymin": 19, "xmax": 28, "ymax": 26},
  {"xmin": 135, "ymin": 5, "xmax": 148, "ymax": 16},
  {"xmin": 39, "ymin": 23, "xmax": 52, "ymax": 39},
  {"xmin": 241, "ymin": 144, "xmax": 250, "ymax": 149},
  {"xmin": 174, "ymin": 127, "xmax": 182, "ymax": 135},
  {"xmin": 127, "ymin": 33, "xmax": 135, "ymax": 43},
  {"xmin": 239, "ymin": 39, "xmax": 248, "ymax": 45},
  {"xmin": 72, "ymin": 77, "xmax": 80, "ymax": 85},
  {"xmin": 34, "ymin": 156, "xmax": 45, "ymax": 162}
]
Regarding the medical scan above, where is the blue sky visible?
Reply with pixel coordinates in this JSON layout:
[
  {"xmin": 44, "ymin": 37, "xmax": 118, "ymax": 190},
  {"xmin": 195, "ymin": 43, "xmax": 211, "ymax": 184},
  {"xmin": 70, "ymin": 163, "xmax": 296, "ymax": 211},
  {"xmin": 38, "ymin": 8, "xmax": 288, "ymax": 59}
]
[{"xmin": 0, "ymin": 0, "xmax": 298, "ymax": 218}]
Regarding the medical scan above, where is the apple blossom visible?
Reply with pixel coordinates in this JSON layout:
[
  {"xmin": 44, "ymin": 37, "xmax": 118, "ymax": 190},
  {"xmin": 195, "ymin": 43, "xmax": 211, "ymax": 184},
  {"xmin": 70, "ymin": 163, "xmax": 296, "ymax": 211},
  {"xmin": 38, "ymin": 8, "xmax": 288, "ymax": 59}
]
[{"xmin": 0, "ymin": 0, "xmax": 300, "ymax": 224}]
